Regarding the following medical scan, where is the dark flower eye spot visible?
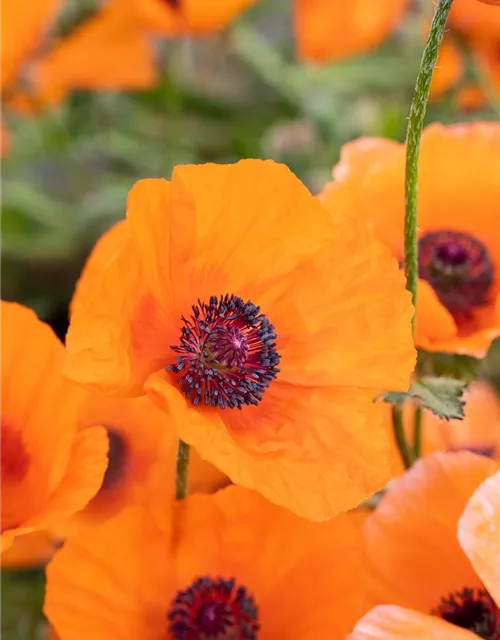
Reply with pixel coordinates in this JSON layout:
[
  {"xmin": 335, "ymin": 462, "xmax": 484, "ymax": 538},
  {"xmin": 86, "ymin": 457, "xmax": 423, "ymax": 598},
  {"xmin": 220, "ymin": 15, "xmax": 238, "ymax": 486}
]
[
  {"xmin": 432, "ymin": 586, "xmax": 500, "ymax": 638},
  {"xmin": 418, "ymin": 230, "xmax": 494, "ymax": 316},
  {"xmin": 168, "ymin": 294, "xmax": 280, "ymax": 410},
  {"xmin": 168, "ymin": 576, "xmax": 259, "ymax": 640},
  {"xmin": 100, "ymin": 428, "xmax": 128, "ymax": 492}
]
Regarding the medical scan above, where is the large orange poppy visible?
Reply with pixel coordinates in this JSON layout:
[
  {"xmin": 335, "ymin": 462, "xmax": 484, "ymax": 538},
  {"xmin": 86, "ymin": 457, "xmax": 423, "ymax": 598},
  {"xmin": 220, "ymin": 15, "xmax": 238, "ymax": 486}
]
[
  {"xmin": 45, "ymin": 485, "xmax": 367, "ymax": 640},
  {"xmin": 0, "ymin": 301, "xmax": 108, "ymax": 551},
  {"xmin": 68, "ymin": 392, "xmax": 229, "ymax": 532},
  {"xmin": 63, "ymin": 159, "xmax": 415, "ymax": 521},
  {"xmin": 321, "ymin": 122, "xmax": 500, "ymax": 358},
  {"xmin": 294, "ymin": 0, "xmax": 408, "ymax": 63},
  {"xmin": 350, "ymin": 452, "xmax": 500, "ymax": 639}
]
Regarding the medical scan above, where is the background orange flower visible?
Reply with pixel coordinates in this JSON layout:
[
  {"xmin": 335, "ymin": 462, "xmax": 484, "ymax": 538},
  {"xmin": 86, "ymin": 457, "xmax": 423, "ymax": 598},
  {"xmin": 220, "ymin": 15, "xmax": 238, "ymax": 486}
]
[
  {"xmin": 109, "ymin": 0, "xmax": 259, "ymax": 36},
  {"xmin": 64, "ymin": 160, "xmax": 415, "ymax": 520},
  {"xmin": 321, "ymin": 122, "xmax": 500, "ymax": 357},
  {"xmin": 294, "ymin": 0, "xmax": 408, "ymax": 63},
  {"xmin": 1, "ymin": 302, "xmax": 108, "ymax": 551},
  {"xmin": 45, "ymin": 486, "xmax": 367, "ymax": 640}
]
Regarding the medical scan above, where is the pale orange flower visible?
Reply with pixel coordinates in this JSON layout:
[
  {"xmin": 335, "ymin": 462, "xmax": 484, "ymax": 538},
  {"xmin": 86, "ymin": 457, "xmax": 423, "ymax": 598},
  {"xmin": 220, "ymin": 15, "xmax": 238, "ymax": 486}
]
[{"xmin": 350, "ymin": 452, "xmax": 500, "ymax": 639}]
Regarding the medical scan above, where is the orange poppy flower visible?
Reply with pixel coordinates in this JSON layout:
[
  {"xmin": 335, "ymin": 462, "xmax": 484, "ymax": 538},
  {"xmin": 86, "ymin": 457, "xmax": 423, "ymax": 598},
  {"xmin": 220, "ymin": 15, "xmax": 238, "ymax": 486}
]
[
  {"xmin": 0, "ymin": 301, "xmax": 108, "ymax": 551},
  {"xmin": 294, "ymin": 0, "xmax": 408, "ymax": 63},
  {"xmin": 107, "ymin": 0, "xmax": 259, "ymax": 36},
  {"xmin": 321, "ymin": 122, "xmax": 500, "ymax": 358},
  {"xmin": 1, "ymin": 531, "xmax": 61, "ymax": 570},
  {"xmin": 68, "ymin": 392, "xmax": 229, "ymax": 532},
  {"xmin": 349, "ymin": 452, "xmax": 500, "ymax": 639},
  {"xmin": 26, "ymin": 6, "xmax": 157, "ymax": 110},
  {"xmin": 64, "ymin": 159, "xmax": 415, "ymax": 521},
  {"xmin": 45, "ymin": 485, "xmax": 367, "ymax": 640}
]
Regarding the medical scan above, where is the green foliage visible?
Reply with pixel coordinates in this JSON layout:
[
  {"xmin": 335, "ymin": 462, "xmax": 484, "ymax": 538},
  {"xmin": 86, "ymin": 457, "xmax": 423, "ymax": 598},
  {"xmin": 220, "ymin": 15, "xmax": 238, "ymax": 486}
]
[{"xmin": 382, "ymin": 377, "xmax": 467, "ymax": 421}]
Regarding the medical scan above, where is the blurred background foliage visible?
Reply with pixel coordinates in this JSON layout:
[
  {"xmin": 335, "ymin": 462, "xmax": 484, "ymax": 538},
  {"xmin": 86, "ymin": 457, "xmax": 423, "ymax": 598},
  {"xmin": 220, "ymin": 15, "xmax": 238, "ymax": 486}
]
[{"xmin": 2, "ymin": 0, "xmax": 500, "ymax": 637}]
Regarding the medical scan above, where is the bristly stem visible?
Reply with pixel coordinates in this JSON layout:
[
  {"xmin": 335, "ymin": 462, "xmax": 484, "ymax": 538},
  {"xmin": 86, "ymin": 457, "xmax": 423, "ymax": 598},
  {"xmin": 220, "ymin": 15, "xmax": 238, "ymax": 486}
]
[
  {"xmin": 394, "ymin": 0, "xmax": 454, "ymax": 468},
  {"xmin": 404, "ymin": 0, "xmax": 454, "ymax": 331},
  {"xmin": 175, "ymin": 439, "xmax": 190, "ymax": 500},
  {"xmin": 413, "ymin": 406, "xmax": 423, "ymax": 458},
  {"xmin": 392, "ymin": 405, "xmax": 415, "ymax": 470}
]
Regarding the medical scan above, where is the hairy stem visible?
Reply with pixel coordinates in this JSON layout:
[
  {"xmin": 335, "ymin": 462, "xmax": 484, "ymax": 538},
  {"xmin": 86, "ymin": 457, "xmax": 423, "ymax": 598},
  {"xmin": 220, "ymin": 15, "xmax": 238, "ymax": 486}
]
[{"xmin": 404, "ymin": 0, "xmax": 454, "ymax": 331}]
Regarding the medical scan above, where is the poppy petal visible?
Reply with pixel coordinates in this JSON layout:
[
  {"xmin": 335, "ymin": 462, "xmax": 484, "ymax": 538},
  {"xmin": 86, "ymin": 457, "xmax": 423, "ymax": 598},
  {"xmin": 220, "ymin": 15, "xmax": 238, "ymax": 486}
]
[
  {"xmin": 363, "ymin": 452, "xmax": 495, "ymax": 611},
  {"xmin": 349, "ymin": 605, "xmax": 477, "ymax": 639},
  {"xmin": 147, "ymin": 371, "xmax": 394, "ymax": 521},
  {"xmin": 458, "ymin": 470, "xmax": 500, "ymax": 605},
  {"xmin": 294, "ymin": 0, "xmax": 408, "ymax": 63}
]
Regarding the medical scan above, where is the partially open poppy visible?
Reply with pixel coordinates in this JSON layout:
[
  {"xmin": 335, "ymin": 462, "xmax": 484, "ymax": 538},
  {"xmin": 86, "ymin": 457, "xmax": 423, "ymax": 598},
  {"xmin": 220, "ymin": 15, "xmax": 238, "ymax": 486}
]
[
  {"xmin": 45, "ymin": 485, "xmax": 367, "ymax": 640},
  {"xmin": 350, "ymin": 452, "xmax": 500, "ymax": 639},
  {"xmin": 69, "ymin": 393, "xmax": 229, "ymax": 532},
  {"xmin": 294, "ymin": 0, "xmax": 408, "ymax": 63},
  {"xmin": 321, "ymin": 122, "xmax": 500, "ymax": 358},
  {"xmin": 0, "ymin": 301, "xmax": 108, "ymax": 551},
  {"xmin": 64, "ymin": 159, "xmax": 415, "ymax": 521}
]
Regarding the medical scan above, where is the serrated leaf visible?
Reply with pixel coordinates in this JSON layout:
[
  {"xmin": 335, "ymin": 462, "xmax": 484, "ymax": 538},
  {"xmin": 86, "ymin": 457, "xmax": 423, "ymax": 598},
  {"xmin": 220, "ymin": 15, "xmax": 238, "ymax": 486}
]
[
  {"xmin": 380, "ymin": 377, "xmax": 467, "ymax": 421},
  {"xmin": 409, "ymin": 377, "xmax": 467, "ymax": 420}
]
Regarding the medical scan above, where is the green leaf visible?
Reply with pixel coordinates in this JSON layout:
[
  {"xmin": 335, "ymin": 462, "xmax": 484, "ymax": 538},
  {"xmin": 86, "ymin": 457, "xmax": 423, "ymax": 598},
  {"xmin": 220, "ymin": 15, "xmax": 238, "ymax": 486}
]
[{"xmin": 380, "ymin": 377, "xmax": 467, "ymax": 421}]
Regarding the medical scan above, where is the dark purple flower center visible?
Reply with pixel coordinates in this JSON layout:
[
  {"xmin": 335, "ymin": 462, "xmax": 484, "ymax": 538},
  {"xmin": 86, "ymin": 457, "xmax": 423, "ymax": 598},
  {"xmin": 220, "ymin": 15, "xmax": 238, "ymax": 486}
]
[
  {"xmin": 168, "ymin": 294, "xmax": 280, "ymax": 410},
  {"xmin": 433, "ymin": 587, "xmax": 500, "ymax": 638},
  {"xmin": 168, "ymin": 576, "xmax": 259, "ymax": 640},
  {"xmin": 99, "ymin": 428, "xmax": 128, "ymax": 492},
  {"xmin": 418, "ymin": 230, "xmax": 494, "ymax": 315}
]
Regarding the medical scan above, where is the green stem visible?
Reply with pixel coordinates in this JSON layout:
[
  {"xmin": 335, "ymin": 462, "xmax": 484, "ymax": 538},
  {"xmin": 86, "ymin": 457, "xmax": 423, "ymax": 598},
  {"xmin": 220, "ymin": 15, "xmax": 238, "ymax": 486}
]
[
  {"xmin": 392, "ymin": 405, "xmax": 415, "ymax": 470},
  {"xmin": 413, "ymin": 405, "xmax": 423, "ymax": 459},
  {"xmin": 404, "ymin": 0, "xmax": 454, "ymax": 333},
  {"xmin": 175, "ymin": 439, "xmax": 190, "ymax": 500},
  {"xmin": 392, "ymin": 0, "xmax": 453, "ymax": 471}
]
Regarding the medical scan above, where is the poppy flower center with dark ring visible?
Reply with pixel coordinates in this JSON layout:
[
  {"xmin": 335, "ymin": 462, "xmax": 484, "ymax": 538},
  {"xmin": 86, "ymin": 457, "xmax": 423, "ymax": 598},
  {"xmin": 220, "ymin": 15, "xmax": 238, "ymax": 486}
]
[
  {"xmin": 168, "ymin": 576, "xmax": 259, "ymax": 640},
  {"xmin": 418, "ymin": 230, "xmax": 494, "ymax": 315},
  {"xmin": 432, "ymin": 586, "xmax": 500, "ymax": 638},
  {"xmin": 167, "ymin": 294, "xmax": 280, "ymax": 410}
]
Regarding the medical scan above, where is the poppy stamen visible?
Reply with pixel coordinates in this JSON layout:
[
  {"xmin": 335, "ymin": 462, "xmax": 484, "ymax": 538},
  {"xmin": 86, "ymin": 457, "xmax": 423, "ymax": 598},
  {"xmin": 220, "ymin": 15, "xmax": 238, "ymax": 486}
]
[
  {"xmin": 433, "ymin": 587, "xmax": 500, "ymax": 638},
  {"xmin": 168, "ymin": 294, "xmax": 280, "ymax": 410},
  {"xmin": 168, "ymin": 576, "xmax": 259, "ymax": 640},
  {"xmin": 418, "ymin": 230, "xmax": 494, "ymax": 315},
  {"xmin": 1, "ymin": 423, "xmax": 30, "ymax": 482}
]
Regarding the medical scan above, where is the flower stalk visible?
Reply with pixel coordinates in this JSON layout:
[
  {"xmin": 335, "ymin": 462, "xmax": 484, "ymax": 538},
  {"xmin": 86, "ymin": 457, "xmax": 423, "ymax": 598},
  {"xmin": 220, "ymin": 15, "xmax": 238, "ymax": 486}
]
[
  {"xmin": 175, "ymin": 439, "xmax": 190, "ymax": 500},
  {"xmin": 404, "ymin": 0, "xmax": 454, "ymax": 327},
  {"xmin": 394, "ymin": 0, "xmax": 454, "ymax": 468}
]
